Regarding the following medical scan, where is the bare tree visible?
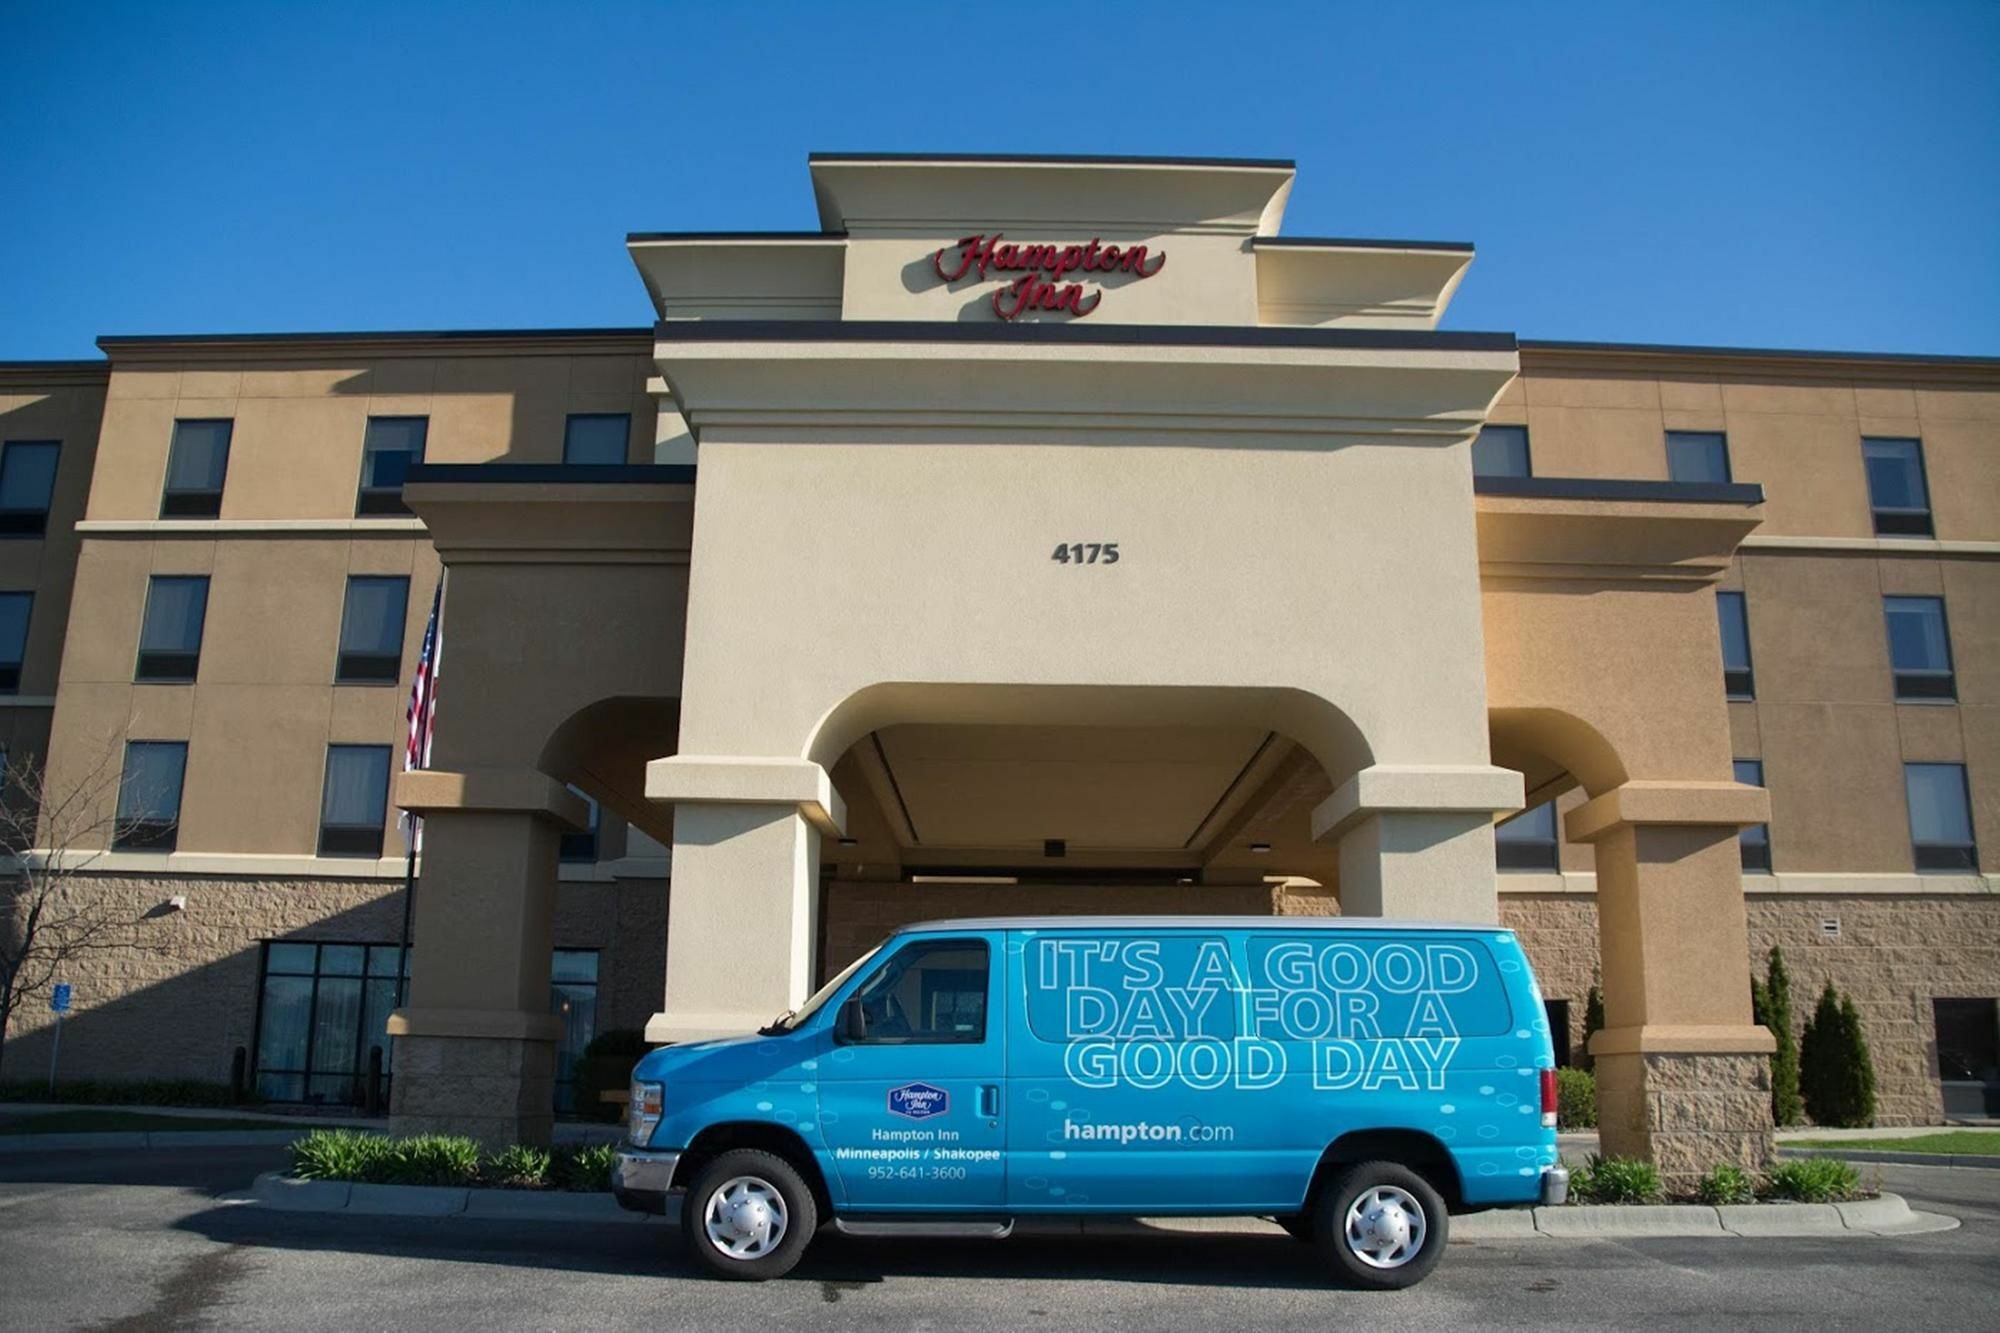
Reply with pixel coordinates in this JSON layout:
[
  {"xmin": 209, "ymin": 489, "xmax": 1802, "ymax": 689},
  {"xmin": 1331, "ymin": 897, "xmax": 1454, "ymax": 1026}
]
[{"xmin": 0, "ymin": 748, "xmax": 163, "ymax": 1080}]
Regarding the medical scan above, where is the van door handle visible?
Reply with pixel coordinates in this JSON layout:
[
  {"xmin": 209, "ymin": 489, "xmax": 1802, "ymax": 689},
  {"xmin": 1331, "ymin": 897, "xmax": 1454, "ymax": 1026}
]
[{"xmin": 979, "ymin": 1085, "xmax": 1000, "ymax": 1118}]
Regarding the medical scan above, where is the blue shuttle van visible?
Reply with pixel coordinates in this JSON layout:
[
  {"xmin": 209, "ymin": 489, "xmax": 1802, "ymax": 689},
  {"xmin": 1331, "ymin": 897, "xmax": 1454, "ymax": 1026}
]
[{"xmin": 613, "ymin": 916, "xmax": 1566, "ymax": 1288}]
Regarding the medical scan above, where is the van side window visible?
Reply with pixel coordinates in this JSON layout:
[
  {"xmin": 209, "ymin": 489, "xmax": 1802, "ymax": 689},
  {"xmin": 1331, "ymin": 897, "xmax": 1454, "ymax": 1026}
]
[{"xmin": 849, "ymin": 939, "xmax": 988, "ymax": 1044}]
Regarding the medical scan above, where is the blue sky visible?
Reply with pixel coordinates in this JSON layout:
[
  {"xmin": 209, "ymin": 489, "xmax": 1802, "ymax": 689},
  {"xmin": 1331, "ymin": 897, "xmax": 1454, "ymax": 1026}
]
[{"xmin": 3, "ymin": 1, "xmax": 1997, "ymax": 359}]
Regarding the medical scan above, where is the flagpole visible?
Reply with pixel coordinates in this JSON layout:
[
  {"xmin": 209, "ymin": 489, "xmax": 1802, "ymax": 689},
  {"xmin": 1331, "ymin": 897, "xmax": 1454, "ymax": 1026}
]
[{"xmin": 393, "ymin": 576, "xmax": 444, "ymax": 1008}]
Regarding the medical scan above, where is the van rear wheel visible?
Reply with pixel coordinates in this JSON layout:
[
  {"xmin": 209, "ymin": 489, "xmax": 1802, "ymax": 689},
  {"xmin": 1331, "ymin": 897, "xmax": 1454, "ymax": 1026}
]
[
  {"xmin": 682, "ymin": 1149, "xmax": 817, "ymax": 1281},
  {"xmin": 1312, "ymin": 1160, "xmax": 1447, "ymax": 1289}
]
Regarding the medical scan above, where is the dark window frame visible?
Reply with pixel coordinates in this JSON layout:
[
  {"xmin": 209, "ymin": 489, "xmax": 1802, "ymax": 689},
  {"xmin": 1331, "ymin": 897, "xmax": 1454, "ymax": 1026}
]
[
  {"xmin": 355, "ymin": 416, "xmax": 429, "ymax": 517},
  {"xmin": 160, "ymin": 419, "xmax": 233, "ymax": 519},
  {"xmin": 562, "ymin": 413, "xmax": 633, "ymax": 466},
  {"xmin": 134, "ymin": 574, "xmax": 211, "ymax": 683},
  {"xmin": 0, "ymin": 590, "xmax": 29, "ymax": 695},
  {"xmin": 0, "ymin": 440, "xmax": 62, "ymax": 537},
  {"xmin": 1717, "ymin": 590, "xmax": 1755, "ymax": 699},
  {"xmin": 1884, "ymin": 595, "xmax": 1956, "ymax": 703},
  {"xmin": 113, "ymin": 739, "xmax": 188, "ymax": 851},
  {"xmin": 1905, "ymin": 762, "xmax": 1979, "ymax": 874},
  {"xmin": 1495, "ymin": 799, "xmax": 1561, "ymax": 872},
  {"xmin": 317, "ymin": 743, "xmax": 392, "ymax": 858},
  {"xmin": 1862, "ymin": 436, "xmax": 1934, "ymax": 537},
  {"xmin": 334, "ymin": 575, "xmax": 409, "ymax": 685},
  {"xmin": 1471, "ymin": 423, "xmax": 1532, "ymax": 480},
  {"xmin": 251, "ymin": 940, "xmax": 408, "ymax": 1105},
  {"xmin": 1734, "ymin": 759, "xmax": 1771, "ymax": 873},
  {"xmin": 1665, "ymin": 430, "xmax": 1732, "ymax": 484}
]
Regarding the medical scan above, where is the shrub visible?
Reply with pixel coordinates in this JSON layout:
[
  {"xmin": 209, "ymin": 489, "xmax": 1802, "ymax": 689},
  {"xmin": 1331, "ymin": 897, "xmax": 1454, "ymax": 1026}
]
[
  {"xmin": 381, "ymin": 1135, "xmax": 483, "ymax": 1187},
  {"xmin": 1763, "ymin": 1158, "xmax": 1861, "ymax": 1203},
  {"xmin": 291, "ymin": 1128, "xmax": 390, "ymax": 1181},
  {"xmin": 1800, "ymin": 982, "xmax": 1877, "ymax": 1128},
  {"xmin": 485, "ymin": 1143, "xmax": 552, "ymax": 1188},
  {"xmin": 551, "ymin": 1142, "xmax": 616, "ymax": 1192},
  {"xmin": 1580, "ymin": 985, "xmax": 1605, "ymax": 1072},
  {"xmin": 1696, "ymin": 1164, "xmax": 1756, "ymax": 1206},
  {"xmin": 574, "ymin": 1029, "xmax": 649, "ymax": 1124},
  {"xmin": 1571, "ymin": 1154, "xmax": 1661, "ymax": 1205},
  {"xmin": 1764, "ymin": 947, "xmax": 1803, "ymax": 1127},
  {"xmin": 1555, "ymin": 1068, "xmax": 1597, "ymax": 1129}
]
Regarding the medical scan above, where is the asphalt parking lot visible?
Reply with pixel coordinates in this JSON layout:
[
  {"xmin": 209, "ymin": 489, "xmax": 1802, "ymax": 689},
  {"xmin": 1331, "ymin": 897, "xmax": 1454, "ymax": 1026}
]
[{"xmin": 0, "ymin": 1147, "xmax": 1995, "ymax": 1332}]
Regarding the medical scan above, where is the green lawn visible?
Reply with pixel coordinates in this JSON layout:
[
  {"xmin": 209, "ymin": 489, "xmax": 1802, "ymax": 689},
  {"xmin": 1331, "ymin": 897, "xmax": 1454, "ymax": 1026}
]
[
  {"xmin": 0, "ymin": 1110, "xmax": 294, "ymax": 1135},
  {"xmin": 1790, "ymin": 1129, "xmax": 2000, "ymax": 1156}
]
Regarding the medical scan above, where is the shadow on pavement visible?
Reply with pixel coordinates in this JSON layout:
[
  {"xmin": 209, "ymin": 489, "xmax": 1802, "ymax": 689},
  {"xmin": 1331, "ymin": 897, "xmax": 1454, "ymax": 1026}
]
[{"xmin": 172, "ymin": 1204, "xmax": 1344, "ymax": 1292}]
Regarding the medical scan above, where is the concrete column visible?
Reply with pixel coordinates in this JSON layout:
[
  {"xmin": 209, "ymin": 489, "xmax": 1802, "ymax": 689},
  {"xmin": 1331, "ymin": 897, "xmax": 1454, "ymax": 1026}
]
[
  {"xmin": 389, "ymin": 769, "xmax": 587, "ymax": 1147},
  {"xmin": 1569, "ymin": 781, "xmax": 1777, "ymax": 1187},
  {"xmin": 1312, "ymin": 764, "xmax": 1524, "ymax": 922},
  {"xmin": 645, "ymin": 756, "xmax": 844, "ymax": 1044}
]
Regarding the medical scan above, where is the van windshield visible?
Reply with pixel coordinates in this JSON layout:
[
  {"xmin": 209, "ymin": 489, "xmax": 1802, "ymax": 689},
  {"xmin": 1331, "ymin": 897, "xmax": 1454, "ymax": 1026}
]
[{"xmin": 767, "ymin": 945, "xmax": 881, "ymax": 1033}]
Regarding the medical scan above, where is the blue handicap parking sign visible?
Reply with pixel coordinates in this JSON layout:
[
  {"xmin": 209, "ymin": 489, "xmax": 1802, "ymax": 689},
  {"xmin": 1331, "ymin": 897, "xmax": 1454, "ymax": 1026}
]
[{"xmin": 50, "ymin": 983, "xmax": 71, "ymax": 1014}]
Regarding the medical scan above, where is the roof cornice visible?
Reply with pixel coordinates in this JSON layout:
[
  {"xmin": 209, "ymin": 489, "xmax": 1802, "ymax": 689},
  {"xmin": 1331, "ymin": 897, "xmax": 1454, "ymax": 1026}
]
[
  {"xmin": 96, "ymin": 327, "xmax": 653, "ymax": 363},
  {"xmin": 1520, "ymin": 338, "xmax": 2000, "ymax": 386},
  {"xmin": 0, "ymin": 359, "xmax": 110, "ymax": 388}
]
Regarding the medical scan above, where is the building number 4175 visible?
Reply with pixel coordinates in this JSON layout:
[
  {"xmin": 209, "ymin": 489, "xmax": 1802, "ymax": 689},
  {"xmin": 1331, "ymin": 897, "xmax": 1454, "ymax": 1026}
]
[{"xmin": 1052, "ymin": 542, "xmax": 1120, "ymax": 565}]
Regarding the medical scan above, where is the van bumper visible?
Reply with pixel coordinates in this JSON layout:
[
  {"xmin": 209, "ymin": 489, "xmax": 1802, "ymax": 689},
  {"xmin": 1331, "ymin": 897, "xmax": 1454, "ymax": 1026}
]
[
  {"xmin": 611, "ymin": 1147, "xmax": 681, "ymax": 1215},
  {"xmin": 1539, "ymin": 1164, "xmax": 1570, "ymax": 1206}
]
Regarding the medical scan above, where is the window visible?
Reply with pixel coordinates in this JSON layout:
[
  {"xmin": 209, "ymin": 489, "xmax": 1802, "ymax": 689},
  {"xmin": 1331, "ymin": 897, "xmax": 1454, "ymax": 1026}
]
[
  {"xmin": 559, "ymin": 787, "xmax": 600, "ymax": 863},
  {"xmin": 1905, "ymin": 762, "xmax": 1977, "ymax": 873},
  {"xmin": 135, "ymin": 576, "xmax": 210, "ymax": 682},
  {"xmin": 114, "ymin": 740, "xmax": 187, "ymax": 851},
  {"xmin": 1735, "ymin": 759, "xmax": 1770, "ymax": 873},
  {"xmin": 846, "ymin": 938, "xmax": 989, "ymax": 1044},
  {"xmin": 551, "ymin": 950, "xmax": 600, "ymax": 1113},
  {"xmin": 356, "ymin": 417, "xmax": 428, "ymax": 516},
  {"xmin": 1863, "ymin": 437, "xmax": 1932, "ymax": 536},
  {"xmin": 0, "ymin": 441, "xmax": 61, "ymax": 536},
  {"xmin": 1884, "ymin": 596, "xmax": 1955, "ymax": 701},
  {"xmin": 1472, "ymin": 424, "xmax": 1531, "ymax": 479},
  {"xmin": 253, "ymin": 941, "xmax": 407, "ymax": 1104},
  {"xmin": 161, "ymin": 419, "xmax": 232, "ymax": 518},
  {"xmin": 562, "ymin": 413, "xmax": 630, "ymax": 465},
  {"xmin": 1717, "ymin": 591, "xmax": 1755, "ymax": 699},
  {"xmin": 335, "ymin": 576, "xmax": 408, "ymax": 683},
  {"xmin": 1545, "ymin": 999, "xmax": 1573, "ymax": 1068},
  {"xmin": 1666, "ymin": 430, "xmax": 1731, "ymax": 484},
  {"xmin": 0, "ymin": 592, "xmax": 29, "ymax": 693},
  {"xmin": 319, "ymin": 744, "xmax": 391, "ymax": 857},
  {"xmin": 1495, "ymin": 800, "xmax": 1559, "ymax": 871}
]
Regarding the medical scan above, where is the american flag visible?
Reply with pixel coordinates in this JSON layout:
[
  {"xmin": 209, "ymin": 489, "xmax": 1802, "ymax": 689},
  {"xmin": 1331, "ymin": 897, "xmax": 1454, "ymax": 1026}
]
[{"xmin": 400, "ymin": 577, "xmax": 444, "ymax": 852}]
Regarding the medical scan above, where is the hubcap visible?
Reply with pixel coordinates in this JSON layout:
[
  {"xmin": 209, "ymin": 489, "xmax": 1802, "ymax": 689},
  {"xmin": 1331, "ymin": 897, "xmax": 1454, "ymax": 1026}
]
[
  {"xmin": 703, "ymin": 1175, "xmax": 789, "ymax": 1260},
  {"xmin": 1343, "ymin": 1184, "xmax": 1426, "ymax": 1269}
]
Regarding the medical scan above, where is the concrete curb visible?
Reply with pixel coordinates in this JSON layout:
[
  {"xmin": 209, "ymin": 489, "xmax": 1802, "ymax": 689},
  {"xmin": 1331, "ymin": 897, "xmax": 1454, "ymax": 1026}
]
[
  {"xmin": 1783, "ymin": 1146, "xmax": 2000, "ymax": 1171},
  {"xmin": 0, "ymin": 1130, "xmax": 307, "ymax": 1154},
  {"xmin": 240, "ymin": 1174, "xmax": 1954, "ymax": 1239}
]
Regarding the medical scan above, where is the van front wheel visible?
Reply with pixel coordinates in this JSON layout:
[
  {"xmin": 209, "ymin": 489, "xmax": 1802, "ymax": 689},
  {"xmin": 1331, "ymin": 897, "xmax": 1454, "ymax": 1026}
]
[
  {"xmin": 1312, "ymin": 1161, "xmax": 1447, "ymax": 1289},
  {"xmin": 682, "ymin": 1149, "xmax": 818, "ymax": 1280}
]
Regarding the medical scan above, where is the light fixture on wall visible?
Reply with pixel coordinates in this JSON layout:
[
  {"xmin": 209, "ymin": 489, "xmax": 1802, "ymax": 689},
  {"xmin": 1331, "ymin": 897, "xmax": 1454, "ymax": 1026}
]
[
  {"xmin": 1249, "ymin": 843, "xmax": 1272, "ymax": 854},
  {"xmin": 837, "ymin": 837, "xmax": 859, "ymax": 847},
  {"xmin": 166, "ymin": 895, "xmax": 188, "ymax": 913}
]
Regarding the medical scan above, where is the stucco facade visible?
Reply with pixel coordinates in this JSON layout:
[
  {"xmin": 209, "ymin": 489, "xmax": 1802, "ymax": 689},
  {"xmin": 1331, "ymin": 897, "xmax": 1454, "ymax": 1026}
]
[{"xmin": 1, "ymin": 155, "xmax": 1995, "ymax": 1182}]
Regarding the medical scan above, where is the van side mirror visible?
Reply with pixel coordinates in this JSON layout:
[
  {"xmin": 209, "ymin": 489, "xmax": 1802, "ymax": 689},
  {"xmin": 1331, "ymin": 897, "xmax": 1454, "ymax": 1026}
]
[{"xmin": 836, "ymin": 997, "xmax": 867, "ymax": 1043}]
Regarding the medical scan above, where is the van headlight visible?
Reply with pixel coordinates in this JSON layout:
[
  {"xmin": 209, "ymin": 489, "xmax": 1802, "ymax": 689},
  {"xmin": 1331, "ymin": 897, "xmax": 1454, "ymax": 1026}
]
[{"xmin": 628, "ymin": 1079, "xmax": 664, "ymax": 1145}]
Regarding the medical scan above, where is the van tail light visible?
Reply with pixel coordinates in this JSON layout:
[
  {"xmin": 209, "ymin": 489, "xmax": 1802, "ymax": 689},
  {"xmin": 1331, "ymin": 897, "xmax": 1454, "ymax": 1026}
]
[{"xmin": 1539, "ymin": 1068, "xmax": 1559, "ymax": 1129}]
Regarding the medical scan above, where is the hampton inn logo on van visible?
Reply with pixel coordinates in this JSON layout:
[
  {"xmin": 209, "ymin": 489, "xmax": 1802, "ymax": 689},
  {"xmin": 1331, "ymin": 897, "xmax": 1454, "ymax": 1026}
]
[{"xmin": 887, "ymin": 1082, "xmax": 949, "ymax": 1119}]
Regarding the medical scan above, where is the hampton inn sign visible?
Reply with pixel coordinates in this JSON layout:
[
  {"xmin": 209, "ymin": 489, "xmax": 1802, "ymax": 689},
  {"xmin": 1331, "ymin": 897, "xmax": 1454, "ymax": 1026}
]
[{"xmin": 932, "ymin": 232, "xmax": 1168, "ymax": 319}]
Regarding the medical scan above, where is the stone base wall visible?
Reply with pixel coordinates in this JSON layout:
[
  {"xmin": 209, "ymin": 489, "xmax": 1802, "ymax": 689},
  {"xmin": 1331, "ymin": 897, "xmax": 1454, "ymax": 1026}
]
[
  {"xmin": 1503, "ymin": 891, "xmax": 2000, "ymax": 1127},
  {"xmin": 1, "ymin": 871, "xmax": 667, "ymax": 1090},
  {"xmin": 1598, "ymin": 1051, "xmax": 1774, "ymax": 1186},
  {"xmin": 390, "ymin": 1033, "xmax": 556, "ymax": 1148},
  {"xmin": 819, "ymin": 879, "xmax": 1278, "ymax": 982}
]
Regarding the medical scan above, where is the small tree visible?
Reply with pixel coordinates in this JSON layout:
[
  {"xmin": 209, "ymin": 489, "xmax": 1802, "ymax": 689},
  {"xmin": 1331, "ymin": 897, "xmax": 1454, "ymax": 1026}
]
[
  {"xmin": 1800, "ymin": 981, "xmax": 1878, "ymax": 1128},
  {"xmin": 1765, "ymin": 946, "xmax": 1803, "ymax": 1127},
  {"xmin": 0, "ymin": 750, "xmax": 159, "ymax": 1078},
  {"xmin": 1580, "ymin": 983, "xmax": 1606, "ymax": 1072}
]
